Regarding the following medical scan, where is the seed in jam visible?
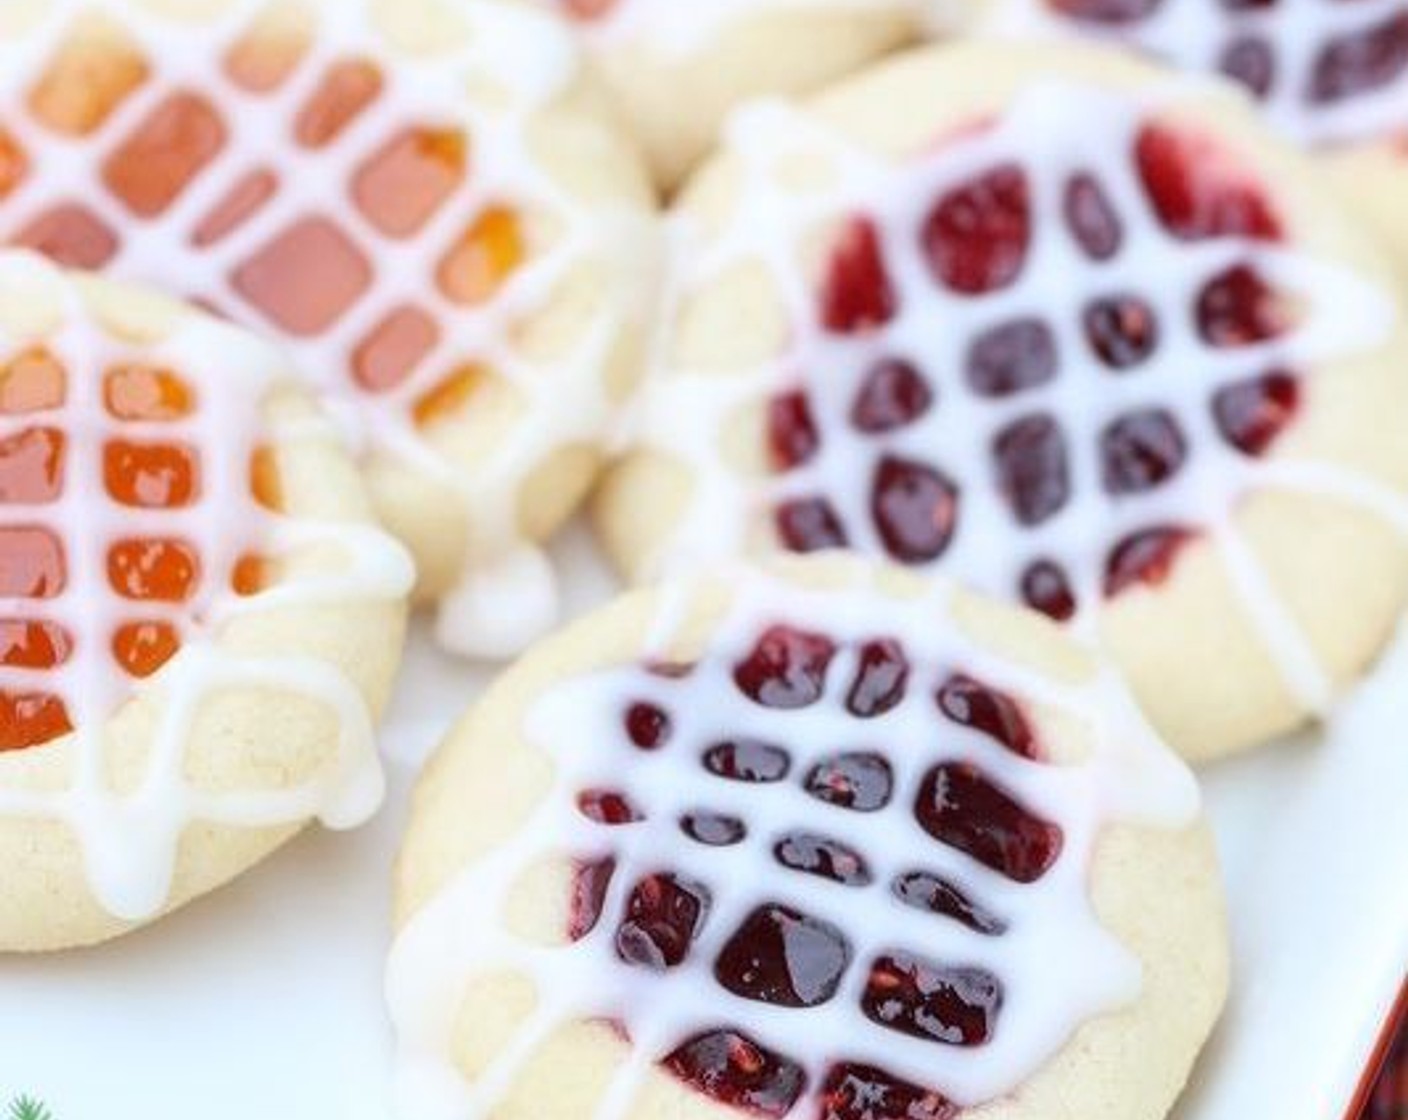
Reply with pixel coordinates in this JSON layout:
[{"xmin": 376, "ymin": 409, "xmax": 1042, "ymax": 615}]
[
  {"xmin": 233, "ymin": 216, "xmax": 372, "ymax": 336},
  {"xmin": 733, "ymin": 625, "xmax": 836, "ymax": 710},
  {"xmin": 102, "ymin": 92, "xmax": 227, "ymax": 219},
  {"xmin": 804, "ymin": 752, "xmax": 894, "ymax": 812},
  {"xmin": 662, "ymin": 1030, "xmax": 807, "ymax": 1119},
  {"xmin": 892, "ymin": 870, "xmax": 1008, "ymax": 936},
  {"xmin": 936, "ymin": 674, "xmax": 1036, "ymax": 759},
  {"xmin": 624, "ymin": 701, "xmax": 672, "ymax": 750},
  {"xmin": 1105, "ymin": 527, "xmax": 1192, "ymax": 595},
  {"xmin": 993, "ymin": 414, "xmax": 1070, "ymax": 527},
  {"xmin": 107, "ymin": 538, "xmax": 199, "ymax": 602},
  {"xmin": 775, "ymin": 498, "xmax": 850, "ymax": 553},
  {"xmin": 14, "ymin": 204, "xmax": 119, "ymax": 270},
  {"xmin": 922, "ymin": 165, "xmax": 1031, "ymax": 295},
  {"xmin": 1310, "ymin": 12, "xmax": 1408, "ymax": 104},
  {"xmin": 0, "ymin": 691, "xmax": 72, "ymax": 752},
  {"xmin": 702, "ymin": 738, "xmax": 793, "ymax": 783},
  {"xmin": 1064, "ymin": 172, "xmax": 1123, "ymax": 260},
  {"xmin": 1084, "ymin": 295, "xmax": 1159, "ymax": 370},
  {"xmin": 769, "ymin": 390, "xmax": 821, "ymax": 470},
  {"xmin": 0, "ymin": 428, "xmax": 65, "ymax": 504},
  {"xmin": 1135, "ymin": 124, "xmax": 1280, "ymax": 242},
  {"xmin": 774, "ymin": 831, "xmax": 873, "ymax": 886},
  {"xmin": 1196, "ymin": 264, "xmax": 1288, "ymax": 347},
  {"xmin": 569, "ymin": 856, "xmax": 616, "ymax": 942},
  {"xmin": 0, "ymin": 527, "xmax": 64, "ymax": 598},
  {"xmin": 914, "ymin": 762, "xmax": 1063, "ymax": 883},
  {"xmin": 104, "ymin": 440, "xmax": 199, "ymax": 508},
  {"xmin": 819, "ymin": 1063, "xmax": 957, "ymax": 1120},
  {"xmin": 1213, "ymin": 371, "xmax": 1300, "ymax": 456},
  {"xmin": 1021, "ymin": 560, "xmax": 1078, "ymax": 623},
  {"xmin": 715, "ymin": 903, "xmax": 852, "ymax": 1008},
  {"xmin": 846, "ymin": 638, "xmax": 910, "ymax": 718},
  {"xmin": 681, "ymin": 811, "xmax": 747, "ymax": 847},
  {"xmin": 295, "ymin": 58, "xmax": 382, "ymax": 147},
  {"xmin": 871, "ymin": 455, "xmax": 960, "ymax": 563},
  {"xmin": 615, "ymin": 873, "xmax": 710, "ymax": 971},
  {"xmin": 576, "ymin": 789, "xmax": 643, "ymax": 826},
  {"xmin": 0, "ymin": 619, "xmax": 71, "ymax": 669},
  {"xmin": 822, "ymin": 218, "xmax": 896, "ymax": 334},
  {"xmin": 851, "ymin": 358, "xmax": 933, "ymax": 434},
  {"xmin": 862, "ymin": 952, "xmax": 1003, "ymax": 1047},
  {"xmin": 1046, "ymin": 0, "xmax": 1161, "ymax": 24},
  {"xmin": 112, "ymin": 620, "xmax": 181, "ymax": 678},
  {"xmin": 965, "ymin": 318, "xmax": 1057, "ymax": 398},
  {"xmin": 1220, "ymin": 37, "xmax": 1276, "ymax": 98},
  {"xmin": 1101, "ymin": 409, "xmax": 1187, "ymax": 495}
]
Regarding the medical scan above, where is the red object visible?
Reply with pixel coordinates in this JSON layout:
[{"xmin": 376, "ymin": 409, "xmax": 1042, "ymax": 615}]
[{"xmin": 1356, "ymin": 984, "xmax": 1408, "ymax": 1120}]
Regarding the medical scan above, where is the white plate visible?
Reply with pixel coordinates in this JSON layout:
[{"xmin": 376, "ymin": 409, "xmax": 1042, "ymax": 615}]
[{"xmin": 1, "ymin": 525, "xmax": 1405, "ymax": 1118}]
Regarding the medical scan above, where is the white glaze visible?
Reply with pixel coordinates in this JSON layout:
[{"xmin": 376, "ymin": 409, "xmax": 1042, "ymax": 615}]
[
  {"xmin": 0, "ymin": 249, "xmax": 413, "ymax": 922},
  {"xmin": 387, "ymin": 565, "xmax": 1201, "ymax": 1119},
  {"xmin": 981, "ymin": 0, "xmax": 1408, "ymax": 149},
  {"xmin": 625, "ymin": 79, "xmax": 1400, "ymax": 723},
  {"xmin": 0, "ymin": 0, "xmax": 652, "ymax": 659}
]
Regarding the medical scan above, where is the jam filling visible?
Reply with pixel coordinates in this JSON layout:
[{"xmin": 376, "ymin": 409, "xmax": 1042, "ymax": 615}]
[
  {"xmin": 2, "ymin": 12, "xmax": 530, "ymax": 438},
  {"xmin": 568, "ymin": 625, "xmax": 1063, "ymax": 1117},
  {"xmin": 769, "ymin": 121, "xmax": 1301, "ymax": 622},
  {"xmin": 1049, "ymin": 0, "xmax": 1408, "ymax": 116},
  {"xmin": 0, "ymin": 347, "xmax": 273, "ymax": 752}
]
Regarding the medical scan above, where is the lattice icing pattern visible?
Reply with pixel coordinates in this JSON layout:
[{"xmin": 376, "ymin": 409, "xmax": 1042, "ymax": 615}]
[
  {"xmin": 982, "ymin": 0, "xmax": 1408, "ymax": 149},
  {"xmin": 628, "ymin": 79, "xmax": 1405, "ymax": 726},
  {"xmin": 387, "ymin": 568, "xmax": 1201, "ymax": 1120},
  {"xmin": 0, "ymin": 250, "xmax": 413, "ymax": 921},
  {"xmin": 0, "ymin": 0, "xmax": 650, "ymax": 658}
]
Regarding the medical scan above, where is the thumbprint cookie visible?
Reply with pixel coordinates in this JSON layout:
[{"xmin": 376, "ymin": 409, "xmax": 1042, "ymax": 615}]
[
  {"xmin": 0, "ymin": 0, "xmax": 656, "ymax": 658},
  {"xmin": 389, "ymin": 555, "xmax": 1227, "ymax": 1120},
  {"xmin": 597, "ymin": 42, "xmax": 1408, "ymax": 761},
  {"xmin": 0, "ymin": 250, "xmax": 411, "ymax": 951}
]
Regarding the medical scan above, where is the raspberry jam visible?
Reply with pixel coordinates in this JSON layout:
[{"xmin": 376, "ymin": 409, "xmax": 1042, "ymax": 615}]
[
  {"xmin": 0, "ymin": 345, "xmax": 273, "ymax": 752},
  {"xmin": 566, "ymin": 624, "xmax": 1067, "ymax": 1117},
  {"xmin": 768, "ymin": 119, "xmax": 1301, "ymax": 622}
]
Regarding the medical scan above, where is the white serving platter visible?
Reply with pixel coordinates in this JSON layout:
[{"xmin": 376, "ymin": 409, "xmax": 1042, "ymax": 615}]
[{"xmin": 1, "ymin": 524, "xmax": 1404, "ymax": 1119}]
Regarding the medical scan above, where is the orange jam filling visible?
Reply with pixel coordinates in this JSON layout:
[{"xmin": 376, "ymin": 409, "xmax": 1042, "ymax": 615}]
[{"xmin": 0, "ymin": 350, "xmax": 278, "ymax": 751}]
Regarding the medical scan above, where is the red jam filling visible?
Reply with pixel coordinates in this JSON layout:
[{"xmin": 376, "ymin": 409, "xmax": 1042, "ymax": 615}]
[
  {"xmin": 567, "ymin": 626, "xmax": 1064, "ymax": 1117},
  {"xmin": 770, "ymin": 121, "xmax": 1301, "ymax": 622},
  {"xmin": 0, "ymin": 348, "xmax": 274, "ymax": 752},
  {"xmin": 3, "ymin": 23, "xmax": 528, "ymax": 432}
]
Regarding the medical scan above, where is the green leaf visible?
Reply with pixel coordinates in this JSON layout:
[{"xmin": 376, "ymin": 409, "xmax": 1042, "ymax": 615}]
[{"xmin": 8, "ymin": 1096, "xmax": 53, "ymax": 1120}]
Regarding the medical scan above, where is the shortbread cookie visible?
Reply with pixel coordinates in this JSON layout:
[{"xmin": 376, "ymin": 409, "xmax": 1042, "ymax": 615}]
[
  {"xmin": 0, "ymin": 0, "xmax": 656, "ymax": 658},
  {"xmin": 977, "ymin": 0, "xmax": 1408, "ymax": 268},
  {"xmin": 597, "ymin": 42, "xmax": 1408, "ymax": 761},
  {"xmin": 539, "ymin": 0, "xmax": 941, "ymax": 189},
  {"xmin": 389, "ymin": 555, "xmax": 1227, "ymax": 1120},
  {"xmin": 0, "ymin": 251, "xmax": 411, "ymax": 951}
]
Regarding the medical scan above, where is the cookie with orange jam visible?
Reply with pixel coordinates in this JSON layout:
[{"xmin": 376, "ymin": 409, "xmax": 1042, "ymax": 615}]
[
  {"xmin": 596, "ymin": 42, "xmax": 1408, "ymax": 761},
  {"xmin": 389, "ymin": 556, "xmax": 1227, "ymax": 1120},
  {"xmin": 0, "ymin": 250, "xmax": 410, "ymax": 951},
  {"xmin": 0, "ymin": 0, "xmax": 656, "ymax": 659}
]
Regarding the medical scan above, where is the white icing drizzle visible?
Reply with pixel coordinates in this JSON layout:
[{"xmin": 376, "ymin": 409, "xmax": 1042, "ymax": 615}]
[
  {"xmin": 386, "ymin": 566, "xmax": 1200, "ymax": 1119},
  {"xmin": 0, "ymin": 249, "xmax": 413, "ymax": 921},
  {"xmin": 0, "ymin": 0, "xmax": 652, "ymax": 659},
  {"xmin": 980, "ymin": 0, "xmax": 1408, "ymax": 149},
  {"xmin": 549, "ymin": 0, "xmax": 954, "ymax": 53},
  {"xmin": 624, "ymin": 80, "xmax": 1402, "ymax": 723}
]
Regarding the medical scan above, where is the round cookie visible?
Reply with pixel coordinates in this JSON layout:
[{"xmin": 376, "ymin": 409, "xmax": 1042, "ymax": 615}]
[
  {"xmin": 389, "ymin": 555, "xmax": 1227, "ymax": 1120},
  {"xmin": 975, "ymin": 0, "xmax": 1408, "ymax": 272},
  {"xmin": 0, "ymin": 0, "xmax": 657, "ymax": 659},
  {"xmin": 538, "ymin": 0, "xmax": 943, "ymax": 190},
  {"xmin": 0, "ymin": 250, "xmax": 411, "ymax": 952},
  {"xmin": 596, "ymin": 41, "xmax": 1408, "ymax": 762}
]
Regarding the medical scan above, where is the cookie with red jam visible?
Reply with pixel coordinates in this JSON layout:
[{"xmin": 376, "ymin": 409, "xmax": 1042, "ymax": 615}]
[
  {"xmin": 597, "ymin": 42, "xmax": 1408, "ymax": 761},
  {"xmin": 0, "ymin": 251, "xmax": 410, "ymax": 951},
  {"xmin": 538, "ymin": 0, "xmax": 939, "ymax": 189},
  {"xmin": 0, "ymin": 0, "xmax": 656, "ymax": 659},
  {"xmin": 389, "ymin": 555, "xmax": 1227, "ymax": 1120},
  {"xmin": 977, "ymin": 0, "xmax": 1408, "ymax": 271}
]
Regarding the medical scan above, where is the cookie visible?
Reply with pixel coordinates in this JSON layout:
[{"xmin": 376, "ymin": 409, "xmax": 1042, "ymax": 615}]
[
  {"xmin": 596, "ymin": 41, "xmax": 1408, "ymax": 762},
  {"xmin": 0, "ymin": 250, "xmax": 411, "ymax": 951},
  {"xmin": 976, "ymin": 0, "xmax": 1408, "ymax": 270},
  {"xmin": 539, "ymin": 0, "xmax": 942, "ymax": 190},
  {"xmin": 388, "ymin": 555, "xmax": 1227, "ymax": 1120},
  {"xmin": 0, "ymin": 0, "xmax": 656, "ymax": 659}
]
